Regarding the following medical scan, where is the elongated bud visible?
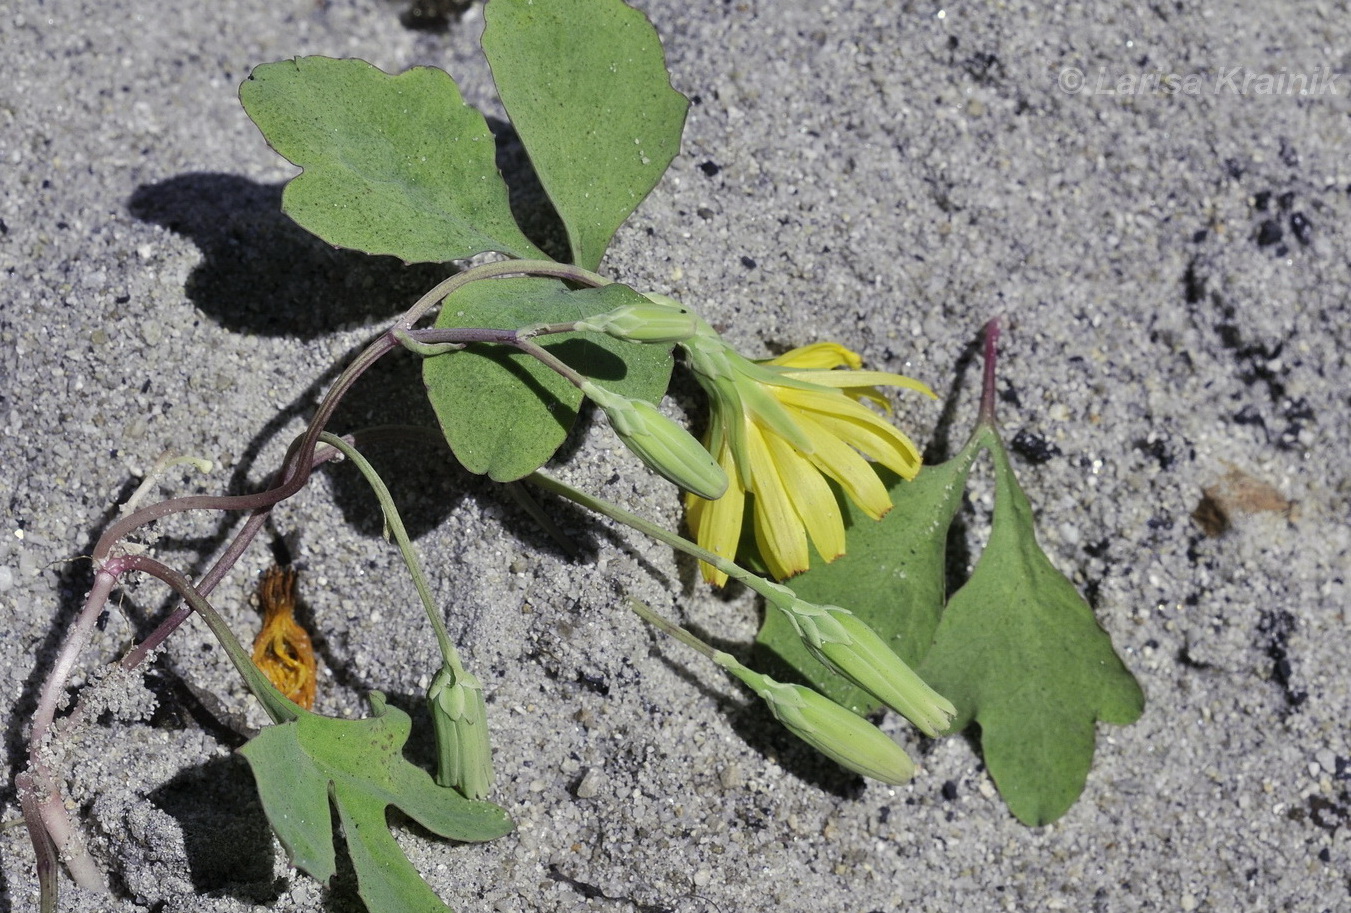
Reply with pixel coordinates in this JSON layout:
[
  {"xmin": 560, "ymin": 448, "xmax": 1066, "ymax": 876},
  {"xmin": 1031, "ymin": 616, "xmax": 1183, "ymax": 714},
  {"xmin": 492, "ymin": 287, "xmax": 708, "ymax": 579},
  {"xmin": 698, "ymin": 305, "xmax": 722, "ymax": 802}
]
[
  {"xmin": 575, "ymin": 293, "xmax": 700, "ymax": 343},
  {"xmin": 428, "ymin": 666, "xmax": 494, "ymax": 800},
  {"xmin": 766, "ymin": 584, "xmax": 956, "ymax": 737},
  {"xmin": 581, "ymin": 381, "xmax": 728, "ymax": 500},
  {"xmin": 719, "ymin": 657, "xmax": 916, "ymax": 784}
]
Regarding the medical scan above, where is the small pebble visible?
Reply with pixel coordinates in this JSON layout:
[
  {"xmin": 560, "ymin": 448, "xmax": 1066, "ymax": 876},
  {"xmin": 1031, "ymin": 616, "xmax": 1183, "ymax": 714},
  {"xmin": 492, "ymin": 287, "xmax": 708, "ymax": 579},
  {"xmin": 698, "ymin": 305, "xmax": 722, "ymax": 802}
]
[
  {"xmin": 575, "ymin": 767, "xmax": 603, "ymax": 799},
  {"xmin": 719, "ymin": 763, "xmax": 743, "ymax": 790}
]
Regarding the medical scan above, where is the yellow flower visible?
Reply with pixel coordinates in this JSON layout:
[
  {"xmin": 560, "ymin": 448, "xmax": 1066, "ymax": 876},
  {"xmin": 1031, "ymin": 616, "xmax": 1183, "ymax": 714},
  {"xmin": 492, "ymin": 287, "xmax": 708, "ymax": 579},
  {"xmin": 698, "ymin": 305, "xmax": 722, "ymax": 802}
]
[{"xmin": 681, "ymin": 333, "xmax": 934, "ymax": 585}]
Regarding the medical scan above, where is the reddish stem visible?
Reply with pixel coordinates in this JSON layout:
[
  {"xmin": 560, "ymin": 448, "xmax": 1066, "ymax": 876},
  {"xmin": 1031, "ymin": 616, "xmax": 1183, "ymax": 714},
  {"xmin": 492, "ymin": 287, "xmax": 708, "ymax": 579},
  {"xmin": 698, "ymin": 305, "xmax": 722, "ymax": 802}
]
[{"xmin": 978, "ymin": 317, "xmax": 1002, "ymax": 427}]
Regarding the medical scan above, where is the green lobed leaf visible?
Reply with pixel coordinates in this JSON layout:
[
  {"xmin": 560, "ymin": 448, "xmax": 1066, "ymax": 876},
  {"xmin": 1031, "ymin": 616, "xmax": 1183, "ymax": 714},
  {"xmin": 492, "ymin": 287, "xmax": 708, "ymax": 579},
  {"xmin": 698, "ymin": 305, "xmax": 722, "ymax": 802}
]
[
  {"xmin": 755, "ymin": 419, "xmax": 1141, "ymax": 823},
  {"xmin": 482, "ymin": 0, "xmax": 689, "ymax": 270},
  {"xmin": 756, "ymin": 444, "xmax": 978, "ymax": 716},
  {"xmin": 423, "ymin": 278, "xmax": 674, "ymax": 481},
  {"xmin": 917, "ymin": 429, "xmax": 1145, "ymax": 825},
  {"xmin": 240, "ymin": 56, "xmax": 543, "ymax": 263},
  {"xmin": 238, "ymin": 693, "xmax": 513, "ymax": 913}
]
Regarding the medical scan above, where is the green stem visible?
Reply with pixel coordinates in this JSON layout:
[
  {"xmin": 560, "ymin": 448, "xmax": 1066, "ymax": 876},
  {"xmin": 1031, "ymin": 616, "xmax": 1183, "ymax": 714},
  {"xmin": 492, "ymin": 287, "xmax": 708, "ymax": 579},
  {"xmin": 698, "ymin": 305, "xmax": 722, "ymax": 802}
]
[
  {"xmin": 627, "ymin": 599, "xmax": 760, "ymax": 692},
  {"xmin": 626, "ymin": 598, "xmax": 717, "ymax": 661},
  {"xmin": 392, "ymin": 328, "xmax": 465, "ymax": 357},
  {"xmin": 400, "ymin": 328, "xmax": 592, "ymax": 393},
  {"xmin": 114, "ymin": 555, "xmax": 299, "ymax": 724},
  {"xmin": 526, "ymin": 470, "xmax": 793, "ymax": 609},
  {"xmin": 397, "ymin": 259, "xmax": 612, "ymax": 330},
  {"xmin": 317, "ymin": 433, "xmax": 463, "ymax": 676},
  {"xmin": 393, "ymin": 255, "xmax": 615, "ymax": 393},
  {"xmin": 513, "ymin": 337, "xmax": 591, "ymax": 389}
]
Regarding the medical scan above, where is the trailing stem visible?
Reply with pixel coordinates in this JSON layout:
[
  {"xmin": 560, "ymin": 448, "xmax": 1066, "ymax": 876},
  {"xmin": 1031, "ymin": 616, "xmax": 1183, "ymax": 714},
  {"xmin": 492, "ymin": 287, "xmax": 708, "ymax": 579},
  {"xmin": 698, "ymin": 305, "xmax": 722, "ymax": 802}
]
[{"xmin": 20, "ymin": 259, "xmax": 605, "ymax": 909}]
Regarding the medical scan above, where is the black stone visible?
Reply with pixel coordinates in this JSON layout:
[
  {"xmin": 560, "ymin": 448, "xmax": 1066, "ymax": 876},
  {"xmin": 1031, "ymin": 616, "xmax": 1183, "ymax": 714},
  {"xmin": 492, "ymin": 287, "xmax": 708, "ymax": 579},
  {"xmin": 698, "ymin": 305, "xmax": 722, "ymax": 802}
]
[
  {"xmin": 1010, "ymin": 429, "xmax": 1062, "ymax": 464},
  {"xmin": 1256, "ymin": 219, "xmax": 1283, "ymax": 246}
]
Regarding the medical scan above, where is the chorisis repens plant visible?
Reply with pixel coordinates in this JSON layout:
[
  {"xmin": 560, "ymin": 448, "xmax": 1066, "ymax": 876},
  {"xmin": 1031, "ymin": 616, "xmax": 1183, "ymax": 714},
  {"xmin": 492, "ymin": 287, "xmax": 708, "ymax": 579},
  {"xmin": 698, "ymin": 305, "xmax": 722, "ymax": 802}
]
[{"xmin": 18, "ymin": 1, "xmax": 1142, "ymax": 911}]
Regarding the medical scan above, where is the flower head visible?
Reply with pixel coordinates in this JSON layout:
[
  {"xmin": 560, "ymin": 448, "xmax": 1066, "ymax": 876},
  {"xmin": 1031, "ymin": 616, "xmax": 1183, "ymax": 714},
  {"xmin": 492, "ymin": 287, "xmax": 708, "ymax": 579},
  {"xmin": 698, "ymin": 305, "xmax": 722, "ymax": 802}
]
[
  {"xmin": 252, "ymin": 565, "xmax": 317, "ymax": 709},
  {"xmin": 681, "ymin": 326, "xmax": 934, "ymax": 584}
]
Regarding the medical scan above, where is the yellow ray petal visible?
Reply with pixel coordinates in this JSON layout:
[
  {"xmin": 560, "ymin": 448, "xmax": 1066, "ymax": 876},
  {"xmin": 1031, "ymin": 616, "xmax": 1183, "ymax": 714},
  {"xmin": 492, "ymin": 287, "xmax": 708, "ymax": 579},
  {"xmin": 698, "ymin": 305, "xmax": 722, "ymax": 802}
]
[
  {"xmin": 762, "ymin": 430, "xmax": 846, "ymax": 563},
  {"xmin": 767, "ymin": 341, "xmax": 863, "ymax": 370},
  {"xmin": 793, "ymin": 411, "xmax": 895, "ymax": 519},
  {"xmin": 687, "ymin": 442, "xmax": 745, "ymax": 586},
  {"xmin": 812, "ymin": 411, "xmax": 923, "ymax": 480},
  {"xmin": 775, "ymin": 387, "xmax": 923, "ymax": 479},
  {"xmin": 841, "ymin": 385, "xmax": 893, "ymax": 413},
  {"xmin": 743, "ymin": 422, "xmax": 809, "ymax": 579},
  {"xmin": 779, "ymin": 369, "xmax": 936, "ymax": 399}
]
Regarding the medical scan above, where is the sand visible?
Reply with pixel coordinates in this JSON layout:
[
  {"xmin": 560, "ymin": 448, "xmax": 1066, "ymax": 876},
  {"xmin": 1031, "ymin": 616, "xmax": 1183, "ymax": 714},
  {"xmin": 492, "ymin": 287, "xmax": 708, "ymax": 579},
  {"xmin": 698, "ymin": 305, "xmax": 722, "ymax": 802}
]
[{"xmin": 2, "ymin": 0, "xmax": 1347, "ymax": 911}]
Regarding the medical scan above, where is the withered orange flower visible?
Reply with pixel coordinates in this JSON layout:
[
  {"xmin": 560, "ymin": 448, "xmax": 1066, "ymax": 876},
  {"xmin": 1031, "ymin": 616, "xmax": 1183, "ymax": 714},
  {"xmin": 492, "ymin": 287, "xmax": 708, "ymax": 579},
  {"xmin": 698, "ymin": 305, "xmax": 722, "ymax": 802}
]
[{"xmin": 251, "ymin": 566, "xmax": 317, "ymax": 710}]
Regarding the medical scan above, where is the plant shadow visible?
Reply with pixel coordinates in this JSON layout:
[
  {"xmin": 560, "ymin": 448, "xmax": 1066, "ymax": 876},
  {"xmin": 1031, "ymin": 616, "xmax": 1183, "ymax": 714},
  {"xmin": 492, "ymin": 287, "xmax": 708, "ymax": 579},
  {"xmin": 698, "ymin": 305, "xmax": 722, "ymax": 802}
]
[
  {"xmin": 148, "ymin": 753, "xmax": 283, "ymax": 903},
  {"xmin": 128, "ymin": 173, "xmax": 450, "ymax": 339},
  {"xmin": 488, "ymin": 116, "xmax": 569, "ymax": 262},
  {"xmin": 646, "ymin": 642, "xmax": 868, "ymax": 801},
  {"xmin": 923, "ymin": 331, "xmax": 984, "ymax": 607}
]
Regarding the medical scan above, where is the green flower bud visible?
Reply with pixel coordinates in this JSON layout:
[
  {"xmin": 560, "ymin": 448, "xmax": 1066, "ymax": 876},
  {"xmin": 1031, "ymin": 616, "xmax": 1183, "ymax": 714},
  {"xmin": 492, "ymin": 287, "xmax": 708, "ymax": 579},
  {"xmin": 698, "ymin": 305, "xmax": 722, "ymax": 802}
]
[
  {"xmin": 575, "ymin": 293, "xmax": 701, "ymax": 343},
  {"xmin": 582, "ymin": 382, "xmax": 728, "ymax": 500},
  {"xmin": 428, "ymin": 666, "xmax": 494, "ymax": 800},
  {"xmin": 767, "ymin": 585, "xmax": 956, "ymax": 737},
  {"xmin": 720, "ymin": 658, "xmax": 915, "ymax": 784}
]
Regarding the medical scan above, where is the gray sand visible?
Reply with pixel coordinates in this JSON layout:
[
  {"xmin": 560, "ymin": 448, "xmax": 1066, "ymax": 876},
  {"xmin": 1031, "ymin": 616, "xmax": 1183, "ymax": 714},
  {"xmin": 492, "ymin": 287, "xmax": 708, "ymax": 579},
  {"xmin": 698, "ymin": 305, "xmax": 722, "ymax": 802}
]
[{"xmin": 2, "ymin": 0, "xmax": 1348, "ymax": 911}]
